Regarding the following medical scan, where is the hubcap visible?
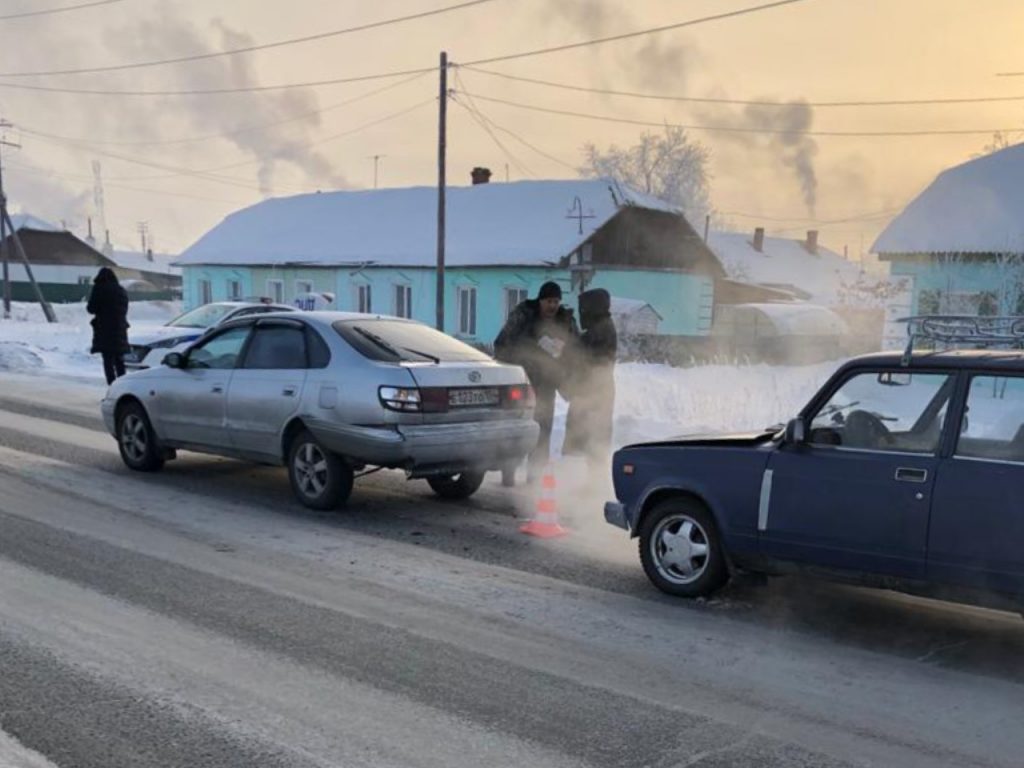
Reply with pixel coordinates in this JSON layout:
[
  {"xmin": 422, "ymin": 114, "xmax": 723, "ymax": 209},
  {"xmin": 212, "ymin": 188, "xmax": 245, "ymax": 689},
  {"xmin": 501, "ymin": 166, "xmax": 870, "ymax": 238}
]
[
  {"xmin": 650, "ymin": 513, "xmax": 710, "ymax": 585},
  {"xmin": 120, "ymin": 414, "xmax": 148, "ymax": 463},
  {"xmin": 294, "ymin": 442, "xmax": 329, "ymax": 497}
]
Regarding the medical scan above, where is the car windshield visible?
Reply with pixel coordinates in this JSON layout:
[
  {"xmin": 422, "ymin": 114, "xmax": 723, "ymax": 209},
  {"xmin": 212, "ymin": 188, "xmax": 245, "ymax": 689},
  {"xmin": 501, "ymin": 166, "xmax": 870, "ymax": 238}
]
[
  {"xmin": 334, "ymin": 319, "xmax": 489, "ymax": 363},
  {"xmin": 166, "ymin": 303, "xmax": 236, "ymax": 329}
]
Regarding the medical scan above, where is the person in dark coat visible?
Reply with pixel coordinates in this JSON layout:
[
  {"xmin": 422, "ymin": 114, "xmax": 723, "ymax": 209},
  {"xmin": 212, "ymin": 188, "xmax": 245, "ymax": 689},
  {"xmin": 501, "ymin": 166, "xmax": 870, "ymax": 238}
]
[
  {"xmin": 563, "ymin": 288, "xmax": 617, "ymax": 466},
  {"xmin": 87, "ymin": 267, "xmax": 130, "ymax": 385},
  {"xmin": 494, "ymin": 281, "xmax": 578, "ymax": 480}
]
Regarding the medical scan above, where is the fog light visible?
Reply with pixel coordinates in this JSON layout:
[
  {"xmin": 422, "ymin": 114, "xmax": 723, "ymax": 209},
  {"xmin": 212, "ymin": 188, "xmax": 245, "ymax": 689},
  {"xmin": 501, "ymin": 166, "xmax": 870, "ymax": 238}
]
[{"xmin": 623, "ymin": 464, "xmax": 635, "ymax": 475}]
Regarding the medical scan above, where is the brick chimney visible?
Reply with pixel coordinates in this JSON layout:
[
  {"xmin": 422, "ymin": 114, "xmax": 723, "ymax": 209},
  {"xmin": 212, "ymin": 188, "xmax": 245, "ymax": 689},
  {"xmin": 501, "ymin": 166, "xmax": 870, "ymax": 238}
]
[
  {"xmin": 471, "ymin": 166, "xmax": 492, "ymax": 185},
  {"xmin": 805, "ymin": 229, "xmax": 819, "ymax": 256},
  {"xmin": 752, "ymin": 227, "xmax": 765, "ymax": 253}
]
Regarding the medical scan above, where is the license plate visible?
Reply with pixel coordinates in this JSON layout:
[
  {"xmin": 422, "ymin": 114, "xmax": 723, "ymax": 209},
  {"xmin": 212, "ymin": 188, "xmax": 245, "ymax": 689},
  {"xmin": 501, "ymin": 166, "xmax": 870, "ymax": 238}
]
[{"xmin": 449, "ymin": 388, "xmax": 500, "ymax": 407}]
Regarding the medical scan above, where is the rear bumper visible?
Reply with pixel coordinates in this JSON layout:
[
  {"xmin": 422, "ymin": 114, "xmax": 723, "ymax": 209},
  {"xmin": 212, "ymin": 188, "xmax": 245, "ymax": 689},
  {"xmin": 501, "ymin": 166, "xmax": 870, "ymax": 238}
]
[{"xmin": 307, "ymin": 417, "xmax": 540, "ymax": 471}]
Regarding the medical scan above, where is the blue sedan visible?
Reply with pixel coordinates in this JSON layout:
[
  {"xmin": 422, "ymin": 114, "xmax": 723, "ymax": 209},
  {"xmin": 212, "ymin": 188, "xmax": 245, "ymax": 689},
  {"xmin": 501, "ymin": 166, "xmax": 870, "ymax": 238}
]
[{"xmin": 606, "ymin": 350, "xmax": 1024, "ymax": 614}]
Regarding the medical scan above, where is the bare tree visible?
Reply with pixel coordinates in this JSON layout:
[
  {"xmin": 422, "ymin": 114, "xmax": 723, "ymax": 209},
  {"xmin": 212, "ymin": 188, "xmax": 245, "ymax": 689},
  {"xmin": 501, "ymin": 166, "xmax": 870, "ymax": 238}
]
[{"xmin": 580, "ymin": 126, "xmax": 712, "ymax": 222}]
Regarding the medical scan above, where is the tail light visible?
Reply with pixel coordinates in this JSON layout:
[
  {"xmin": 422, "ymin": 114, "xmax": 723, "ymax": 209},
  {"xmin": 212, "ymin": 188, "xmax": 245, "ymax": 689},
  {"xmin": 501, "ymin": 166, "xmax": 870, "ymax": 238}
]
[
  {"xmin": 502, "ymin": 384, "xmax": 535, "ymax": 409},
  {"xmin": 379, "ymin": 386, "xmax": 421, "ymax": 412}
]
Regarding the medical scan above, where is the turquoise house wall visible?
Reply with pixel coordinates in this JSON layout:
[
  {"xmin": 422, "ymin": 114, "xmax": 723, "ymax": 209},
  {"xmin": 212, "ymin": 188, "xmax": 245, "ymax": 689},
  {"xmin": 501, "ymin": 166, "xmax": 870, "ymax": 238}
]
[
  {"xmin": 888, "ymin": 259, "xmax": 1021, "ymax": 314},
  {"xmin": 181, "ymin": 264, "xmax": 714, "ymax": 339},
  {"xmin": 587, "ymin": 268, "xmax": 714, "ymax": 335}
]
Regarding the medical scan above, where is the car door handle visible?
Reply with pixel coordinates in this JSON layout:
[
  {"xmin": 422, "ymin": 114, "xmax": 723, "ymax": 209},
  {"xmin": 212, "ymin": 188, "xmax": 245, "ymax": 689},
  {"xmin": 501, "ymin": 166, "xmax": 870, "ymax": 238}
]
[
  {"xmin": 282, "ymin": 386, "xmax": 297, "ymax": 397},
  {"xmin": 211, "ymin": 385, "xmax": 224, "ymax": 394},
  {"xmin": 895, "ymin": 467, "xmax": 928, "ymax": 483}
]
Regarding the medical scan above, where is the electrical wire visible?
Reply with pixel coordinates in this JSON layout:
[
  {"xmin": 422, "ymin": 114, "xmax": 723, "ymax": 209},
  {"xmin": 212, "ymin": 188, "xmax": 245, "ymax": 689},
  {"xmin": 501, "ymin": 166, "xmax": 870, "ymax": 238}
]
[
  {"xmin": 0, "ymin": 65, "xmax": 435, "ymax": 97},
  {"xmin": 453, "ymin": 91, "xmax": 1024, "ymax": 138},
  {"xmin": 459, "ymin": 64, "xmax": 1024, "ymax": 109},
  {"xmin": 0, "ymin": 0, "xmax": 804, "ymax": 97},
  {"xmin": 0, "ymin": 0, "xmax": 496, "ymax": 78},
  {"xmin": 459, "ymin": 0, "xmax": 808, "ymax": 68},
  {"xmin": 451, "ymin": 93, "xmax": 533, "ymax": 178},
  {"xmin": 450, "ymin": 89, "xmax": 577, "ymax": 172},
  {"xmin": 26, "ymin": 96, "xmax": 436, "ymax": 188},
  {"xmin": 13, "ymin": 72, "xmax": 430, "ymax": 147},
  {"xmin": 0, "ymin": 0, "xmax": 122, "ymax": 21}
]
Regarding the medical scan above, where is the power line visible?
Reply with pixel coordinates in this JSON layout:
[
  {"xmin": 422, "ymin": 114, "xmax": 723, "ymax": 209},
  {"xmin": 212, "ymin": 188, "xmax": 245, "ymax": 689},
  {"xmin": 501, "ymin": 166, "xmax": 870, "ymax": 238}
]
[
  {"xmin": 459, "ymin": 64, "xmax": 1024, "ymax": 109},
  {"xmin": 24, "ymin": 96, "xmax": 436, "ymax": 188},
  {"xmin": 0, "ymin": 0, "xmax": 804, "ymax": 97},
  {"xmin": 0, "ymin": 65, "xmax": 435, "ymax": 97},
  {"xmin": 451, "ymin": 92, "xmax": 534, "ymax": 179},
  {"xmin": 719, "ymin": 206, "xmax": 903, "ymax": 225},
  {"xmin": 13, "ymin": 72, "xmax": 430, "ymax": 147},
  {"xmin": 460, "ymin": 0, "xmax": 809, "ymax": 68},
  {"xmin": 453, "ymin": 91, "xmax": 1024, "ymax": 137},
  {"xmin": 0, "ymin": 0, "xmax": 123, "ymax": 21},
  {"xmin": 451, "ymin": 91, "xmax": 577, "ymax": 171},
  {"xmin": 0, "ymin": 0, "xmax": 497, "ymax": 78}
]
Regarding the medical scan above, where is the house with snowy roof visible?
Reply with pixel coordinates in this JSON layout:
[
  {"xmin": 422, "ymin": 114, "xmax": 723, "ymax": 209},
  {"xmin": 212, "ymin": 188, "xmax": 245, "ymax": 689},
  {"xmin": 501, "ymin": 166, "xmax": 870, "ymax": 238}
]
[
  {"xmin": 175, "ymin": 174, "xmax": 726, "ymax": 343},
  {"xmin": 1, "ymin": 214, "xmax": 117, "ymax": 302},
  {"xmin": 873, "ymin": 142, "xmax": 1024, "ymax": 318},
  {"xmin": 707, "ymin": 227, "xmax": 866, "ymax": 305}
]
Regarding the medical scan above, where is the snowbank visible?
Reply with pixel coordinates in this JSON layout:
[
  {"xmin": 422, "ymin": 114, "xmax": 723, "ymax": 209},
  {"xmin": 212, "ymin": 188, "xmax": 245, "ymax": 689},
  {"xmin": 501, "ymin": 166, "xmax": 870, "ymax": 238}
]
[
  {"xmin": 0, "ymin": 301, "xmax": 181, "ymax": 381},
  {"xmin": 0, "ymin": 301, "xmax": 838, "ymax": 442}
]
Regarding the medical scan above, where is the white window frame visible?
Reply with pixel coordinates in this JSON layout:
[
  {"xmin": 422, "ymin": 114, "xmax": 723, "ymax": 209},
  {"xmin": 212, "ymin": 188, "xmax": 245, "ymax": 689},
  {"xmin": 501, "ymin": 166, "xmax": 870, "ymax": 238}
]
[
  {"xmin": 295, "ymin": 279, "xmax": 314, "ymax": 296},
  {"xmin": 504, "ymin": 286, "xmax": 529, "ymax": 320},
  {"xmin": 198, "ymin": 278, "xmax": 213, "ymax": 305},
  {"xmin": 227, "ymin": 279, "xmax": 242, "ymax": 300},
  {"xmin": 266, "ymin": 279, "xmax": 284, "ymax": 304},
  {"xmin": 394, "ymin": 284, "xmax": 412, "ymax": 319},
  {"xmin": 458, "ymin": 286, "xmax": 478, "ymax": 337},
  {"xmin": 356, "ymin": 283, "xmax": 372, "ymax": 314}
]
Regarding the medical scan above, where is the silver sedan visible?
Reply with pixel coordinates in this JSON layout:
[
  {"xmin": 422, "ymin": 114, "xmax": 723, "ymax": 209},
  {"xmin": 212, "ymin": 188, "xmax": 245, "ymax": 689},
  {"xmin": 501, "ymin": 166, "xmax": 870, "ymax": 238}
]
[{"xmin": 101, "ymin": 311, "xmax": 539, "ymax": 509}]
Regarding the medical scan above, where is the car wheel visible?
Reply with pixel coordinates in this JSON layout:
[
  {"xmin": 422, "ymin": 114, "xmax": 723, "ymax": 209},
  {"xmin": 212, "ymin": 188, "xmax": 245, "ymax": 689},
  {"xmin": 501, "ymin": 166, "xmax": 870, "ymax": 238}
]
[
  {"xmin": 638, "ymin": 498, "xmax": 728, "ymax": 598},
  {"xmin": 427, "ymin": 470, "xmax": 486, "ymax": 500},
  {"xmin": 116, "ymin": 401, "xmax": 165, "ymax": 473},
  {"xmin": 288, "ymin": 430, "xmax": 353, "ymax": 510}
]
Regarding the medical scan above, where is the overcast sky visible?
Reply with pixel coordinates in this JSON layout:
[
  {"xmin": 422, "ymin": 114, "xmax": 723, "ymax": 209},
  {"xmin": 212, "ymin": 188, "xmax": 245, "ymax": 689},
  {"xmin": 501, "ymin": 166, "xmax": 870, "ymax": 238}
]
[{"xmin": 0, "ymin": 0, "xmax": 1021, "ymax": 257}]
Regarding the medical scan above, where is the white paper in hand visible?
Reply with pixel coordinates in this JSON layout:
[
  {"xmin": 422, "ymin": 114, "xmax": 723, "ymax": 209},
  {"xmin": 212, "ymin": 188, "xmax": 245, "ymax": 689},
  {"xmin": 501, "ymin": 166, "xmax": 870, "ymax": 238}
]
[{"xmin": 537, "ymin": 335, "xmax": 566, "ymax": 358}]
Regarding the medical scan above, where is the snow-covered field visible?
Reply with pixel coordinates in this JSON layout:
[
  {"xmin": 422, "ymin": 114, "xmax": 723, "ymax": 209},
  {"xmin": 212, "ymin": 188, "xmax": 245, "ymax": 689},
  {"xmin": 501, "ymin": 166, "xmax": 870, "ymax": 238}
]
[
  {"xmin": 0, "ymin": 301, "xmax": 839, "ymax": 443},
  {"xmin": 0, "ymin": 300, "xmax": 181, "ymax": 382}
]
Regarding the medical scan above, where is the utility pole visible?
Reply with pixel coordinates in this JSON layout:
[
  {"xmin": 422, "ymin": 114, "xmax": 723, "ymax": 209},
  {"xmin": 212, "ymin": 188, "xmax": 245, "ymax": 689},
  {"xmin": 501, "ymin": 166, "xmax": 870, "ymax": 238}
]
[
  {"xmin": 137, "ymin": 221, "xmax": 149, "ymax": 254},
  {"xmin": 0, "ymin": 119, "xmax": 56, "ymax": 322},
  {"xmin": 369, "ymin": 154, "xmax": 386, "ymax": 189},
  {"xmin": 435, "ymin": 50, "xmax": 448, "ymax": 331}
]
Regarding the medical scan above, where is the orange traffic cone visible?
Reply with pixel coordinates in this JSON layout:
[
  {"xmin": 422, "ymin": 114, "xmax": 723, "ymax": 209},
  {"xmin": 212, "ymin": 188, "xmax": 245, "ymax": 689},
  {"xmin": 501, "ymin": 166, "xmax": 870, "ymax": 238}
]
[{"xmin": 520, "ymin": 465, "xmax": 568, "ymax": 538}]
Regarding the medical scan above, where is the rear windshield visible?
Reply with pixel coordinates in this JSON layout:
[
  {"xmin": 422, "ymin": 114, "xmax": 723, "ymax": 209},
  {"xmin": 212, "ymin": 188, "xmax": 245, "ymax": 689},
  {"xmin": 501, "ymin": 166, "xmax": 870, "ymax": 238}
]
[
  {"xmin": 168, "ymin": 303, "xmax": 234, "ymax": 329},
  {"xmin": 334, "ymin": 319, "xmax": 490, "ymax": 363}
]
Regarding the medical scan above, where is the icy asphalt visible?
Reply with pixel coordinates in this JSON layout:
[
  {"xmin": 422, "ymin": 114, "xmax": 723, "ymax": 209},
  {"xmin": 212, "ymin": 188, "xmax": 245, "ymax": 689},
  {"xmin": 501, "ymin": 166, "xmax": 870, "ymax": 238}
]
[{"xmin": 0, "ymin": 373, "xmax": 1022, "ymax": 768}]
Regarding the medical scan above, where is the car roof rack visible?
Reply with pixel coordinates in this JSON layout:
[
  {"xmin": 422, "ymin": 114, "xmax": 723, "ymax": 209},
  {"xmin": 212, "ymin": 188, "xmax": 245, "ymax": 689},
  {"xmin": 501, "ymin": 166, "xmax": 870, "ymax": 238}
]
[{"xmin": 898, "ymin": 315, "xmax": 1024, "ymax": 366}]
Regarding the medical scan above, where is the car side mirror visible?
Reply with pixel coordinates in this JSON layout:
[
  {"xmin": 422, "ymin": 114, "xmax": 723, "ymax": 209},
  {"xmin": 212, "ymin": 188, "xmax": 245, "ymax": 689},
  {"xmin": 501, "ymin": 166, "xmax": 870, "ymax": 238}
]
[
  {"xmin": 784, "ymin": 417, "xmax": 806, "ymax": 445},
  {"xmin": 163, "ymin": 352, "xmax": 185, "ymax": 369}
]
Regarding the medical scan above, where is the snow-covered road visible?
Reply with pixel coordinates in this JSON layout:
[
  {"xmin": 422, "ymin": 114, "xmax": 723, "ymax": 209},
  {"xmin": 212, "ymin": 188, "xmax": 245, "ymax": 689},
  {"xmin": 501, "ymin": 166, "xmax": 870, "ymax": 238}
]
[{"xmin": 0, "ymin": 373, "xmax": 1022, "ymax": 767}]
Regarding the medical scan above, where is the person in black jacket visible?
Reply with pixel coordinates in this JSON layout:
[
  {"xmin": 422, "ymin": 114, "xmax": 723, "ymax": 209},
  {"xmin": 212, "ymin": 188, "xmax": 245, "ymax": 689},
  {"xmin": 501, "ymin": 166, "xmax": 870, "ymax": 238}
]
[
  {"xmin": 494, "ymin": 281, "xmax": 578, "ymax": 479},
  {"xmin": 563, "ymin": 288, "xmax": 618, "ymax": 466},
  {"xmin": 87, "ymin": 267, "xmax": 130, "ymax": 385}
]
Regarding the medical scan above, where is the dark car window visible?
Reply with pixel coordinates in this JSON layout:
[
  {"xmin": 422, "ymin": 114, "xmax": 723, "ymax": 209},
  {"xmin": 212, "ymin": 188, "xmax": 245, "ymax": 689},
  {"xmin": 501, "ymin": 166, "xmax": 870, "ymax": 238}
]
[
  {"xmin": 956, "ymin": 375, "xmax": 1024, "ymax": 462},
  {"xmin": 186, "ymin": 326, "xmax": 251, "ymax": 370},
  {"xmin": 808, "ymin": 371, "xmax": 952, "ymax": 454},
  {"xmin": 243, "ymin": 325, "xmax": 308, "ymax": 370},
  {"xmin": 334, "ymin": 319, "xmax": 489, "ymax": 363},
  {"xmin": 306, "ymin": 327, "xmax": 331, "ymax": 369}
]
